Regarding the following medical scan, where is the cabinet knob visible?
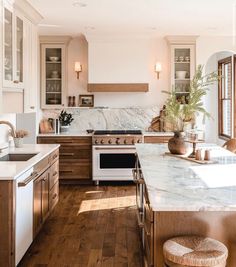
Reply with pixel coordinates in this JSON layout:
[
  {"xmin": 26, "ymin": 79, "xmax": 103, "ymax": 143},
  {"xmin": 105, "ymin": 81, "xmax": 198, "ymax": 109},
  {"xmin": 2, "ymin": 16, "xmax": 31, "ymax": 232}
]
[
  {"xmin": 30, "ymin": 106, "xmax": 35, "ymax": 109},
  {"xmin": 13, "ymin": 80, "xmax": 19, "ymax": 84}
]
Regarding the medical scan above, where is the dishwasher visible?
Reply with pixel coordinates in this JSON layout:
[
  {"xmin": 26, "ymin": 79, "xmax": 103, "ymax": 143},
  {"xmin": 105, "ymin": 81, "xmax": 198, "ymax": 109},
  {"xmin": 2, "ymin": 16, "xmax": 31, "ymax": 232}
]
[{"xmin": 15, "ymin": 168, "xmax": 37, "ymax": 265}]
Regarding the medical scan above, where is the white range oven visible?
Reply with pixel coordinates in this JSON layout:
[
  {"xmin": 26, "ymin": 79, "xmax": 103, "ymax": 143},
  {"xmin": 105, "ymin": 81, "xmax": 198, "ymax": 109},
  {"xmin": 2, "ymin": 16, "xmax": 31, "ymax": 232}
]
[{"xmin": 92, "ymin": 130, "xmax": 143, "ymax": 185}]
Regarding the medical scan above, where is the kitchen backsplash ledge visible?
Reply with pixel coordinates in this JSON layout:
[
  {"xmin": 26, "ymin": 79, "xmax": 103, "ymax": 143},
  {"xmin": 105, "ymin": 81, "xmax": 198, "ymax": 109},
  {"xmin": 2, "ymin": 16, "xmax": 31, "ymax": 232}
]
[{"xmin": 42, "ymin": 106, "xmax": 160, "ymax": 131}]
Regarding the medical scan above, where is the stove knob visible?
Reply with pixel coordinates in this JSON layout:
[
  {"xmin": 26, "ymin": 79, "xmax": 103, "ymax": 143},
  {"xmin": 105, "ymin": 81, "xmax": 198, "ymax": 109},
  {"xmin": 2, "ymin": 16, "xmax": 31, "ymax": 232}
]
[
  {"xmin": 108, "ymin": 139, "xmax": 112, "ymax": 144},
  {"xmin": 116, "ymin": 138, "xmax": 120, "ymax": 145},
  {"xmin": 137, "ymin": 139, "xmax": 142, "ymax": 143},
  {"xmin": 95, "ymin": 139, "xmax": 99, "ymax": 144},
  {"xmin": 124, "ymin": 139, "xmax": 127, "ymax": 144},
  {"xmin": 132, "ymin": 139, "xmax": 135, "ymax": 144},
  {"xmin": 101, "ymin": 139, "xmax": 104, "ymax": 144}
]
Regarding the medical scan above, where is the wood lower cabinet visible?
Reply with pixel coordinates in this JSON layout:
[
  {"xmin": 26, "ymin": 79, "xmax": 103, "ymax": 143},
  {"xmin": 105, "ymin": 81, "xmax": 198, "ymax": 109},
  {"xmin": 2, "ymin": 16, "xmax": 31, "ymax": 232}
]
[
  {"xmin": 33, "ymin": 170, "xmax": 50, "ymax": 237},
  {"xmin": 37, "ymin": 136, "xmax": 92, "ymax": 182},
  {"xmin": 33, "ymin": 154, "xmax": 59, "ymax": 237},
  {"xmin": 144, "ymin": 135, "xmax": 172, "ymax": 144},
  {"xmin": 0, "ymin": 148, "xmax": 59, "ymax": 267}
]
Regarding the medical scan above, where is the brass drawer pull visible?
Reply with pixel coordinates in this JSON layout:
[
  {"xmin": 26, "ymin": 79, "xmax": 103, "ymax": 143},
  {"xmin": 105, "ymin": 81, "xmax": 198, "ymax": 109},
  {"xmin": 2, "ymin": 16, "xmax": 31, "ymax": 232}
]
[
  {"xmin": 52, "ymin": 193, "xmax": 57, "ymax": 200},
  {"xmin": 18, "ymin": 171, "xmax": 38, "ymax": 187},
  {"xmin": 60, "ymin": 153, "xmax": 74, "ymax": 156},
  {"xmin": 53, "ymin": 171, "xmax": 58, "ymax": 177},
  {"xmin": 53, "ymin": 154, "xmax": 58, "ymax": 159}
]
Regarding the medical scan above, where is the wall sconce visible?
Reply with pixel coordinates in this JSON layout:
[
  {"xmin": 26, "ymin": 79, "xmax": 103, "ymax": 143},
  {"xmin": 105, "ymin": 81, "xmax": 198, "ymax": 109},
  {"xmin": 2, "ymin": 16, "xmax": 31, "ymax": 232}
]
[
  {"xmin": 155, "ymin": 62, "xmax": 162, "ymax": 79},
  {"xmin": 75, "ymin": 62, "xmax": 82, "ymax": 79}
]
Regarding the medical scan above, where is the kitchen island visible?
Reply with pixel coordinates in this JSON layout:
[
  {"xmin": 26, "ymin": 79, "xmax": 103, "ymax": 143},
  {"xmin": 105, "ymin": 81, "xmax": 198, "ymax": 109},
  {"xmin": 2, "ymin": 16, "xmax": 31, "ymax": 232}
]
[{"xmin": 135, "ymin": 143, "xmax": 236, "ymax": 267}]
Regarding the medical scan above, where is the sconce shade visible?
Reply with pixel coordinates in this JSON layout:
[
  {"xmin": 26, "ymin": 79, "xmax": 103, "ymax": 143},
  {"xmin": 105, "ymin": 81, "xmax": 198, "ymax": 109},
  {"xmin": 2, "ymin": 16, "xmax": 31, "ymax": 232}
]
[
  {"xmin": 155, "ymin": 62, "xmax": 162, "ymax": 72},
  {"xmin": 75, "ymin": 62, "xmax": 82, "ymax": 72}
]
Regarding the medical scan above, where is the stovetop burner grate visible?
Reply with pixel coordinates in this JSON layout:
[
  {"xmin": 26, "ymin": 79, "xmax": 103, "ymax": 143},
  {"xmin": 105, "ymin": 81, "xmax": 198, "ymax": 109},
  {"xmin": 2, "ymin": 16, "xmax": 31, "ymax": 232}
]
[{"xmin": 93, "ymin": 130, "xmax": 142, "ymax": 135}]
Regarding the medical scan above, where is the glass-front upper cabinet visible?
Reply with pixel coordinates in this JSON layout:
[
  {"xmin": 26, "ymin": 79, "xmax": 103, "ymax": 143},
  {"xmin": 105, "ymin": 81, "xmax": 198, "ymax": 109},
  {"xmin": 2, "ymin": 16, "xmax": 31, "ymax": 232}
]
[
  {"xmin": 3, "ymin": 5, "xmax": 24, "ymax": 89},
  {"xmin": 41, "ymin": 44, "xmax": 66, "ymax": 108},
  {"xmin": 166, "ymin": 36, "xmax": 197, "ymax": 104}
]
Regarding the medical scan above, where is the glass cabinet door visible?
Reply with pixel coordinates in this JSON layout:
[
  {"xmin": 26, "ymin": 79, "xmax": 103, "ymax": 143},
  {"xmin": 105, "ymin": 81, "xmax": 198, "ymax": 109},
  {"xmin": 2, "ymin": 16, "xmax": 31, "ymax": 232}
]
[
  {"xmin": 4, "ymin": 8, "xmax": 13, "ymax": 82},
  {"xmin": 16, "ymin": 16, "xmax": 23, "ymax": 83},
  {"xmin": 45, "ymin": 48, "xmax": 62, "ymax": 106},
  {"xmin": 174, "ymin": 48, "xmax": 191, "ymax": 103}
]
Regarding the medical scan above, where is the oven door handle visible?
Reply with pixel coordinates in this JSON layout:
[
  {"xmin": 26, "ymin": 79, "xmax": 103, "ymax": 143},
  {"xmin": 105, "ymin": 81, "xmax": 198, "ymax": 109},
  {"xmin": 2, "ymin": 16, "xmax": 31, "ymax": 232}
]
[{"xmin": 94, "ymin": 147, "xmax": 135, "ymax": 150}]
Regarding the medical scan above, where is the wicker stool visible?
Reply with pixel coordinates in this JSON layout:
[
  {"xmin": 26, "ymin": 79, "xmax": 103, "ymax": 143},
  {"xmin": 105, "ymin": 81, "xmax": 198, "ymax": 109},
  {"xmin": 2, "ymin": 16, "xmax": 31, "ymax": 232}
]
[{"xmin": 163, "ymin": 236, "xmax": 228, "ymax": 267}]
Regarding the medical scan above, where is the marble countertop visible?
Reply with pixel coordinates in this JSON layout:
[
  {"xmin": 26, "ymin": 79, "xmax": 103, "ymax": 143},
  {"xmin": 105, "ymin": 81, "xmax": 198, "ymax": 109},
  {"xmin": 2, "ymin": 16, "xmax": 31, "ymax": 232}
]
[
  {"xmin": 38, "ymin": 131, "xmax": 173, "ymax": 137},
  {"xmin": 0, "ymin": 144, "xmax": 60, "ymax": 180},
  {"xmin": 136, "ymin": 143, "xmax": 236, "ymax": 212}
]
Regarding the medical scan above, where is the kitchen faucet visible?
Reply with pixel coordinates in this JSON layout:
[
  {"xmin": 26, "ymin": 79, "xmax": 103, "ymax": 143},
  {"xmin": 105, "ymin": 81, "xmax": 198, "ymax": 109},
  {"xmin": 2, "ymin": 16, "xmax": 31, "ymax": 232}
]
[
  {"xmin": 0, "ymin": 121, "xmax": 16, "ymax": 152},
  {"xmin": 0, "ymin": 120, "xmax": 16, "ymax": 137}
]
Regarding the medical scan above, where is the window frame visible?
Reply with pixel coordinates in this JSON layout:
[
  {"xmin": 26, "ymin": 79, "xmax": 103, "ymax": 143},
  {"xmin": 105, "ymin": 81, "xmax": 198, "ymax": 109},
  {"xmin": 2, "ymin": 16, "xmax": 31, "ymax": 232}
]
[{"xmin": 218, "ymin": 56, "xmax": 233, "ymax": 140}]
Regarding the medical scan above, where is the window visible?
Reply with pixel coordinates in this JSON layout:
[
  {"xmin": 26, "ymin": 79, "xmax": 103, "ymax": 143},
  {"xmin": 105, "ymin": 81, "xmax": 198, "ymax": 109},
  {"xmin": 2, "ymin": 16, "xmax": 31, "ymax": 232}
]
[{"xmin": 218, "ymin": 57, "xmax": 233, "ymax": 139}]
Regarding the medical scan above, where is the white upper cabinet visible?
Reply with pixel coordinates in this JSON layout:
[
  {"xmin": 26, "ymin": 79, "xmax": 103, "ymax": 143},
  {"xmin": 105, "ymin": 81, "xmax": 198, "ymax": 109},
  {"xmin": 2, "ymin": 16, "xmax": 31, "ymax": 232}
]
[
  {"xmin": 1, "ymin": 0, "xmax": 43, "ymax": 113},
  {"xmin": 40, "ymin": 36, "xmax": 71, "ymax": 109},
  {"xmin": 166, "ymin": 36, "xmax": 198, "ymax": 104},
  {"xmin": 3, "ymin": 2, "xmax": 24, "ymax": 89}
]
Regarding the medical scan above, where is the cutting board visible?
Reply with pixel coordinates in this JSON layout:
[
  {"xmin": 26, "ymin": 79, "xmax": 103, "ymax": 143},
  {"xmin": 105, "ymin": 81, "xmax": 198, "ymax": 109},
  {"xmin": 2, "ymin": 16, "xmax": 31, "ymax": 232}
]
[{"xmin": 39, "ymin": 119, "xmax": 54, "ymax": 134}]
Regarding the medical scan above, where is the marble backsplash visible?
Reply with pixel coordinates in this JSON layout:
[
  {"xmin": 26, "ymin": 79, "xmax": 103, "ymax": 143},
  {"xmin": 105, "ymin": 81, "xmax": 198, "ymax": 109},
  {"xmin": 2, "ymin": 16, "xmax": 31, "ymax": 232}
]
[{"xmin": 42, "ymin": 106, "xmax": 160, "ymax": 131}]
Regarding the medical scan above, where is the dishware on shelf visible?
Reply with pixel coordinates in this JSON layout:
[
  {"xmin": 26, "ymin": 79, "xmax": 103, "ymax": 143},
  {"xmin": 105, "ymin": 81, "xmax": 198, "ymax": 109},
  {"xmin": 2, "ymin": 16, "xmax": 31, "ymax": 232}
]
[
  {"xmin": 176, "ymin": 71, "xmax": 187, "ymax": 79},
  {"xmin": 51, "ymin": 71, "xmax": 59, "ymax": 79},
  {"xmin": 49, "ymin": 56, "xmax": 59, "ymax": 62},
  {"xmin": 185, "ymin": 56, "xmax": 190, "ymax": 62},
  {"xmin": 175, "ymin": 57, "xmax": 179, "ymax": 62},
  {"xmin": 179, "ymin": 56, "xmax": 184, "ymax": 62}
]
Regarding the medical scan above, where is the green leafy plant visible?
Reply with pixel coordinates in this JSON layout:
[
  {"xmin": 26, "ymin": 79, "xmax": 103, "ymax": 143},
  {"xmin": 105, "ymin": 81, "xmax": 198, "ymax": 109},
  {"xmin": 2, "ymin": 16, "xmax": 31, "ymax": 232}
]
[
  {"xmin": 59, "ymin": 110, "xmax": 74, "ymax": 126},
  {"xmin": 162, "ymin": 65, "xmax": 219, "ymax": 132}
]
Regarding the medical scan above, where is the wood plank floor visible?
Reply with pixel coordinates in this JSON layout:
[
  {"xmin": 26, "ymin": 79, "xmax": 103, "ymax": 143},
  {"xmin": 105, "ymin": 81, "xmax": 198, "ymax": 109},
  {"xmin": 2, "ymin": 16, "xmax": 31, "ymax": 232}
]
[{"xmin": 19, "ymin": 183, "xmax": 143, "ymax": 267}]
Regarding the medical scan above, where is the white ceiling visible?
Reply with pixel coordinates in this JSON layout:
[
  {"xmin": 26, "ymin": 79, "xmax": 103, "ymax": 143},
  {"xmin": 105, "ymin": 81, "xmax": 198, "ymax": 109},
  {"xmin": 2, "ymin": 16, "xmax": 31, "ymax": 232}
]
[{"xmin": 29, "ymin": 0, "xmax": 236, "ymax": 37}]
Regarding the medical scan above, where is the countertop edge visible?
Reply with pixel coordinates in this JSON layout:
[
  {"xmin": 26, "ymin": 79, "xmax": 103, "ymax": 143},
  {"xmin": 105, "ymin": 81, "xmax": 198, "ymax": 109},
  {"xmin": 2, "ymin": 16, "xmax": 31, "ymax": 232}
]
[{"xmin": 0, "ymin": 144, "xmax": 60, "ymax": 181}]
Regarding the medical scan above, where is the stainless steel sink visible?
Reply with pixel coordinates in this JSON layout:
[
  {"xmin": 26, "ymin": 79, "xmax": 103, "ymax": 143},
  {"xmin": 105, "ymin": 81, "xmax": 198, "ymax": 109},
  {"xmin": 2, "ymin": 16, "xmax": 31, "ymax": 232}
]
[{"xmin": 0, "ymin": 153, "xmax": 38, "ymax": 162}]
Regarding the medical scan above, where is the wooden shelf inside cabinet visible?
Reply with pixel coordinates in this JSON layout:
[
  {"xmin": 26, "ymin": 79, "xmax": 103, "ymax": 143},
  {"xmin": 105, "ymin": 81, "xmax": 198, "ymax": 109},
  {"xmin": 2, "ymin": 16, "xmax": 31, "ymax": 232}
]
[
  {"xmin": 46, "ymin": 61, "xmax": 61, "ymax": 64},
  {"xmin": 174, "ymin": 62, "xmax": 190, "ymax": 64}
]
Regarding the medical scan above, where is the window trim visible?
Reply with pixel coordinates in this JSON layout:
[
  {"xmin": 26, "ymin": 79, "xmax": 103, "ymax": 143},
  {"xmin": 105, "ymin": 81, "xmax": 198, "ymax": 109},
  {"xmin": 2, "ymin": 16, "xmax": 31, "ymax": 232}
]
[{"xmin": 218, "ymin": 56, "xmax": 233, "ymax": 140}]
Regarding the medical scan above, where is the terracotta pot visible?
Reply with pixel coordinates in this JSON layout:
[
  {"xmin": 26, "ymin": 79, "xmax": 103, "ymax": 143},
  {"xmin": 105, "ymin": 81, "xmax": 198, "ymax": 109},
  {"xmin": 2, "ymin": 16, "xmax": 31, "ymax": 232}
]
[{"xmin": 168, "ymin": 131, "xmax": 186, "ymax": 155}]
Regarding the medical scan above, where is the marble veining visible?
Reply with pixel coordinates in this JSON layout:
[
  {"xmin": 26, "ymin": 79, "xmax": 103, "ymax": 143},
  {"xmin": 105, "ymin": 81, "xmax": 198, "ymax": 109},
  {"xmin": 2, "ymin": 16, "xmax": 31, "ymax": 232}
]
[
  {"xmin": 43, "ymin": 106, "xmax": 160, "ymax": 131},
  {"xmin": 136, "ymin": 143, "xmax": 236, "ymax": 212}
]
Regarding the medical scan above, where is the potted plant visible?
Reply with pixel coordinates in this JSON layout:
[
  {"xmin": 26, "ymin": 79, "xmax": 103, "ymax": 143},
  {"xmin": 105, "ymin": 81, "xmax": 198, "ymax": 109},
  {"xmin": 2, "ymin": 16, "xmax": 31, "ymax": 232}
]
[
  {"xmin": 11, "ymin": 130, "xmax": 29, "ymax": 148},
  {"xmin": 163, "ymin": 65, "xmax": 219, "ymax": 154},
  {"xmin": 58, "ymin": 110, "xmax": 74, "ymax": 132}
]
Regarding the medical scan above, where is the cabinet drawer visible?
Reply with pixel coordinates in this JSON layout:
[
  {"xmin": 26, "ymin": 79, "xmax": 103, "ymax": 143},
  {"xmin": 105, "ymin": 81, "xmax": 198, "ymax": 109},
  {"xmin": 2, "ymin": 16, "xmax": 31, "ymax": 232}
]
[
  {"xmin": 50, "ymin": 149, "xmax": 59, "ymax": 164},
  {"xmin": 50, "ymin": 161, "xmax": 59, "ymax": 190},
  {"xmin": 49, "ymin": 182, "xmax": 59, "ymax": 210},
  {"xmin": 144, "ymin": 136, "xmax": 171, "ymax": 144},
  {"xmin": 38, "ymin": 136, "xmax": 92, "ymax": 145},
  {"xmin": 59, "ymin": 145, "xmax": 91, "ymax": 160},
  {"xmin": 60, "ymin": 163, "xmax": 91, "ymax": 180}
]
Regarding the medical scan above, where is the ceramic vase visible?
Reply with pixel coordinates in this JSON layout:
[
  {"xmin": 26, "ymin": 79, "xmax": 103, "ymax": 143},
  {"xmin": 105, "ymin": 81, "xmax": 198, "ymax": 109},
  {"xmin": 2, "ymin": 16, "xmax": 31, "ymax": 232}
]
[
  {"xmin": 168, "ymin": 131, "xmax": 186, "ymax": 155},
  {"xmin": 14, "ymin": 138, "xmax": 24, "ymax": 148}
]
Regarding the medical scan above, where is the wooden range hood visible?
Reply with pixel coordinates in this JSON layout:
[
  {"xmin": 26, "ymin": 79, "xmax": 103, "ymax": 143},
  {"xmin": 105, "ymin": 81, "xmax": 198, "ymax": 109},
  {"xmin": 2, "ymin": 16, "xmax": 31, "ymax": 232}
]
[{"xmin": 87, "ymin": 83, "xmax": 149, "ymax": 92}]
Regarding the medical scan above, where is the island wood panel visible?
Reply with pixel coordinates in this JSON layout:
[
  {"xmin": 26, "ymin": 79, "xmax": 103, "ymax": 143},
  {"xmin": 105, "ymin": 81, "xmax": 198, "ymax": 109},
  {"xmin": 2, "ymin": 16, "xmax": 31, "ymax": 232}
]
[
  {"xmin": 153, "ymin": 211, "xmax": 236, "ymax": 267},
  {"xmin": 87, "ymin": 83, "xmax": 149, "ymax": 92},
  {"xmin": 0, "ymin": 180, "xmax": 15, "ymax": 267},
  {"xmin": 144, "ymin": 135, "xmax": 172, "ymax": 144},
  {"xmin": 37, "ymin": 136, "xmax": 92, "ymax": 182}
]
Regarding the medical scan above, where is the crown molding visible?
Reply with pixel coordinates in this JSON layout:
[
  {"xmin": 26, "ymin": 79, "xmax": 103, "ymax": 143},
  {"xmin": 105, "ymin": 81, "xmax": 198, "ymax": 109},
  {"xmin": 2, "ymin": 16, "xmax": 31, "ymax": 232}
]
[
  {"xmin": 165, "ymin": 35, "xmax": 199, "ymax": 44},
  {"xmin": 14, "ymin": 0, "xmax": 43, "ymax": 24}
]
